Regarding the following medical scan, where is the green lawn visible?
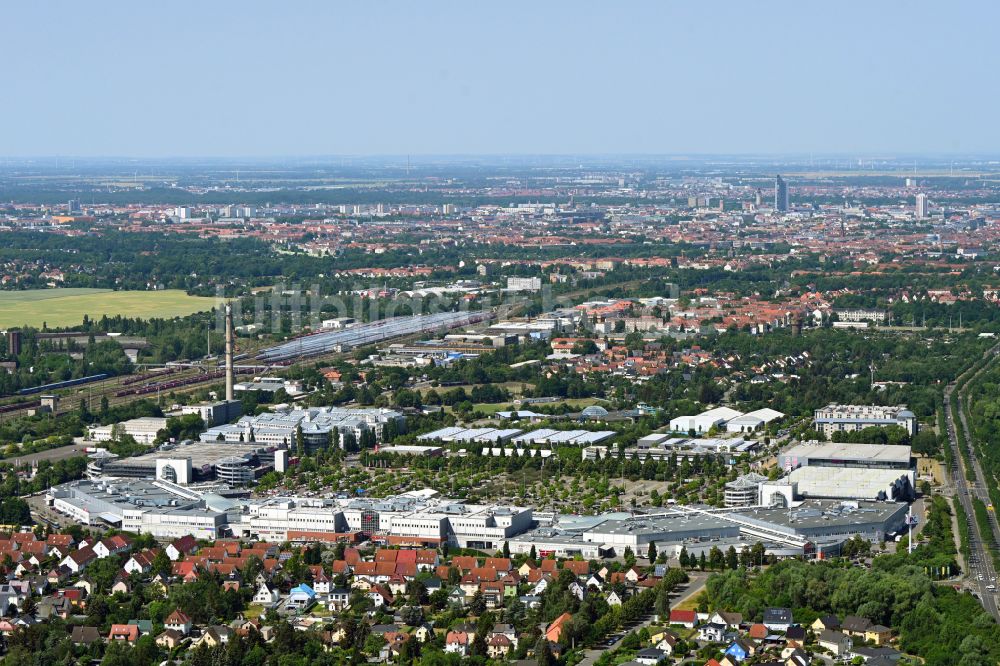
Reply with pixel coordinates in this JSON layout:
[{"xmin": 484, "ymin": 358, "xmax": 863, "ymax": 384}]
[
  {"xmin": 472, "ymin": 397, "xmax": 608, "ymax": 414},
  {"xmin": 0, "ymin": 288, "xmax": 218, "ymax": 328}
]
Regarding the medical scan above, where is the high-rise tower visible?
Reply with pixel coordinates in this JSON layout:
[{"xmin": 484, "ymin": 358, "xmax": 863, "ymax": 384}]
[{"xmin": 774, "ymin": 175, "xmax": 789, "ymax": 212}]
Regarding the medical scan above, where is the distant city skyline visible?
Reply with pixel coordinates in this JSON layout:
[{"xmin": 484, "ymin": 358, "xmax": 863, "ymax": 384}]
[{"xmin": 2, "ymin": 1, "xmax": 999, "ymax": 157}]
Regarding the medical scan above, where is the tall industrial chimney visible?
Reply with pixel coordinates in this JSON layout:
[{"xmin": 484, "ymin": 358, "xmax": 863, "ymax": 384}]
[{"xmin": 225, "ymin": 303, "xmax": 234, "ymax": 401}]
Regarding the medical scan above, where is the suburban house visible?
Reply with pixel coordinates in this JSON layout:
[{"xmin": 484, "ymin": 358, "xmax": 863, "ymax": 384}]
[
  {"xmin": 108, "ymin": 624, "xmax": 140, "ymax": 644},
  {"xmin": 164, "ymin": 609, "xmax": 193, "ymax": 636},
  {"xmin": 60, "ymin": 547, "xmax": 97, "ymax": 574},
  {"xmin": 669, "ymin": 609, "xmax": 698, "ymax": 629},
  {"xmin": 166, "ymin": 535, "xmax": 199, "ymax": 561},
  {"xmin": 285, "ymin": 583, "xmax": 317, "ymax": 611},
  {"xmin": 817, "ymin": 630, "xmax": 853, "ymax": 657},
  {"xmin": 445, "ymin": 630, "xmax": 470, "ymax": 656},
  {"xmin": 762, "ymin": 607, "xmax": 793, "ymax": 632},
  {"xmin": 156, "ymin": 629, "xmax": 185, "ymax": 649},
  {"xmin": 545, "ymin": 612, "xmax": 572, "ymax": 643},
  {"xmin": 635, "ymin": 647, "xmax": 668, "ymax": 665},
  {"xmin": 253, "ymin": 583, "xmax": 279, "ymax": 605}
]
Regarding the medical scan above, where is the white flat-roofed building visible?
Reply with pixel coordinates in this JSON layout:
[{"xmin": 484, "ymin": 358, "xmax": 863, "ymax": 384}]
[
  {"xmin": 636, "ymin": 433, "xmax": 672, "ymax": 447},
  {"xmin": 779, "ymin": 441, "xmax": 912, "ymax": 471},
  {"xmin": 773, "ymin": 441, "xmax": 916, "ymax": 501},
  {"xmin": 626, "ymin": 437, "xmax": 755, "ymax": 465},
  {"xmin": 378, "ymin": 445, "xmax": 444, "ymax": 456},
  {"xmin": 89, "ymin": 417, "xmax": 168, "ymax": 445},
  {"xmin": 243, "ymin": 493, "xmax": 532, "ymax": 548},
  {"xmin": 247, "ymin": 498, "xmax": 348, "ymax": 542},
  {"xmin": 321, "ymin": 317, "xmax": 355, "ymax": 330},
  {"xmin": 47, "ymin": 479, "xmax": 227, "ymax": 538},
  {"xmin": 833, "ymin": 309, "xmax": 888, "ymax": 324},
  {"xmin": 123, "ymin": 505, "xmax": 227, "ymax": 540},
  {"xmin": 788, "ymin": 466, "xmax": 916, "ymax": 501},
  {"xmin": 508, "ymin": 429, "xmax": 615, "ymax": 446},
  {"xmin": 180, "ymin": 400, "xmax": 242, "ymax": 427},
  {"xmin": 506, "ymin": 277, "xmax": 542, "ymax": 292}
]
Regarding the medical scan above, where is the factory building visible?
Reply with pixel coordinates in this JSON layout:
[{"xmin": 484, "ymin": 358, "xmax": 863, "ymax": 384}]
[
  {"xmin": 418, "ymin": 427, "xmax": 616, "ymax": 448},
  {"xmin": 509, "ymin": 499, "xmax": 908, "ymax": 559},
  {"xmin": 202, "ymin": 406, "xmax": 404, "ymax": 450},
  {"xmin": 47, "ymin": 479, "xmax": 231, "ymax": 539},
  {"xmin": 47, "ymin": 483, "xmax": 533, "ymax": 548},
  {"xmin": 813, "ymin": 404, "xmax": 917, "ymax": 437},
  {"xmin": 779, "ymin": 442, "xmax": 912, "ymax": 471},
  {"xmin": 237, "ymin": 491, "xmax": 533, "ymax": 549}
]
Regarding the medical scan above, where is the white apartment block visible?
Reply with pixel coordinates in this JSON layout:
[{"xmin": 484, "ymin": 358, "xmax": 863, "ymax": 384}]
[
  {"xmin": 506, "ymin": 277, "xmax": 542, "ymax": 292},
  {"xmin": 813, "ymin": 404, "xmax": 917, "ymax": 437}
]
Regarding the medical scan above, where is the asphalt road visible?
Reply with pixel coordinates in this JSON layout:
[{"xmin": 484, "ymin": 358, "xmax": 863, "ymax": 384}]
[
  {"xmin": 9, "ymin": 439, "xmax": 88, "ymax": 466},
  {"xmin": 944, "ymin": 345, "xmax": 1000, "ymax": 621},
  {"xmin": 577, "ymin": 572, "xmax": 707, "ymax": 666}
]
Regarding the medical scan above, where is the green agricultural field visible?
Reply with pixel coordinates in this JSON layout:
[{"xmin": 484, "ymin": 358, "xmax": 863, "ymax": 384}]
[{"xmin": 0, "ymin": 288, "xmax": 218, "ymax": 328}]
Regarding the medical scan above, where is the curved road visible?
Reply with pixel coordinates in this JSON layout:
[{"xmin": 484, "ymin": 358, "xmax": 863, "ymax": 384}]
[{"xmin": 577, "ymin": 572, "xmax": 707, "ymax": 666}]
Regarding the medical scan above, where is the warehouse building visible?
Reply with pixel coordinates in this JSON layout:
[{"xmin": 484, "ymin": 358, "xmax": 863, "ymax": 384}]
[
  {"xmin": 669, "ymin": 406, "xmax": 784, "ymax": 434},
  {"xmin": 48, "ymin": 482, "xmax": 533, "ymax": 547},
  {"xmin": 777, "ymin": 442, "xmax": 915, "ymax": 501},
  {"xmin": 669, "ymin": 407, "xmax": 743, "ymax": 434},
  {"xmin": 725, "ymin": 408, "xmax": 786, "ymax": 433},
  {"xmin": 779, "ymin": 442, "xmax": 912, "ymax": 471},
  {"xmin": 787, "ymin": 467, "xmax": 915, "ymax": 501},
  {"xmin": 417, "ymin": 427, "xmax": 525, "ymax": 444},
  {"xmin": 675, "ymin": 500, "xmax": 908, "ymax": 560},
  {"xmin": 509, "ymin": 429, "xmax": 616, "ymax": 446}
]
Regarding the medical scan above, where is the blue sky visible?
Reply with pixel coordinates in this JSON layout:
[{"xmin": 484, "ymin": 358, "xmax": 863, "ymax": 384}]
[{"xmin": 2, "ymin": 1, "xmax": 997, "ymax": 156}]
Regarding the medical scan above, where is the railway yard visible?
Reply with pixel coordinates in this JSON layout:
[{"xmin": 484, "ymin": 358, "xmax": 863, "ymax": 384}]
[{"xmin": 0, "ymin": 309, "xmax": 498, "ymax": 421}]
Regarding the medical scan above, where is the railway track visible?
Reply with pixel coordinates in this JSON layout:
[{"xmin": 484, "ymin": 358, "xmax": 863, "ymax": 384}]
[{"xmin": 0, "ymin": 307, "xmax": 504, "ymax": 420}]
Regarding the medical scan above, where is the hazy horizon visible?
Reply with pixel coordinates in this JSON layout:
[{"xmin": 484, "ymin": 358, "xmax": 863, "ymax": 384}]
[{"xmin": 3, "ymin": 1, "xmax": 999, "ymax": 157}]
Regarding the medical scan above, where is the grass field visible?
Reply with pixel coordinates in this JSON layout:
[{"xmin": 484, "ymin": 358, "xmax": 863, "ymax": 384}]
[
  {"xmin": 467, "ymin": 397, "xmax": 608, "ymax": 415},
  {"xmin": 0, "ymin": 288, "xmax": 218, "ymax": 328}
]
